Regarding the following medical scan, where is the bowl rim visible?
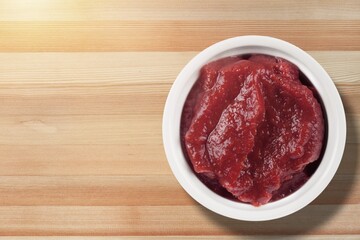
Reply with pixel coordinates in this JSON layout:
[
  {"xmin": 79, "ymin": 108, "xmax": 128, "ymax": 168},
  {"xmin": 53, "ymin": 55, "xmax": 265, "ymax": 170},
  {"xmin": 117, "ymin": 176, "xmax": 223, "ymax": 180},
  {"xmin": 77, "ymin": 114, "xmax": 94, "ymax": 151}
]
[{"xmin": 162, "ymin": 35, "xmax": 346, "ymax": 221}]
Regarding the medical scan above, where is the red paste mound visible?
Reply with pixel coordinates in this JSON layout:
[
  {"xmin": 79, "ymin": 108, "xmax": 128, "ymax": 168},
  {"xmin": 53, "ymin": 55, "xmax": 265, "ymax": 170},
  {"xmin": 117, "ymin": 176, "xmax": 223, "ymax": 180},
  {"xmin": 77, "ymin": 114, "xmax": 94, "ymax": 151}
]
[{"xmin": 181, "ymin": 54, "xmax": 324, "ymax": 206}]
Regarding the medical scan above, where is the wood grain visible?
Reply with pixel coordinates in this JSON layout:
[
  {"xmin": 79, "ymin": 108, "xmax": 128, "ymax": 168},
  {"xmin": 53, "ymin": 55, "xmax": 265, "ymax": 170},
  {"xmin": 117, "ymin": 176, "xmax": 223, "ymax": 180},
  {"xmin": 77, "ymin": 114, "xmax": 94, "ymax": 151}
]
[
  {"xmin": 0, "ymin": 52, "xmax": 358, "ymax": 116},
  {"xmin": 0, "ymin": 0, "xmax": 359, "ymax": 20},
  {"xmin": 1, "ymin": 237, "xmax": 360, "ymax": 240},
  {"xmin": 0, "ymin": 0, "xmax": 359, "ymax": 238},
  {"xmin": 0, "ymin": 145, "xmax": 169, "ymax": 176},
  {"xmin": 0, "ymin": 113, "xmax": 357, "ymax": 145},
  {"xmin": 0, "ymin": 141, "xmax": 357, "ymax": 176},
  {"xmin": 0, "ymin": 237, "xmax": 359, "ymax": 240},
  {"xmin": 0, "ymin": 21, "xmax": 359, "ymax": 52},
  {"xmin": 0, "ymin": 173, "xmax": 357, "ymax": 206},
  {"xmin": 0, "ymin": 205, "xmax": 358, "ymax": 236}
]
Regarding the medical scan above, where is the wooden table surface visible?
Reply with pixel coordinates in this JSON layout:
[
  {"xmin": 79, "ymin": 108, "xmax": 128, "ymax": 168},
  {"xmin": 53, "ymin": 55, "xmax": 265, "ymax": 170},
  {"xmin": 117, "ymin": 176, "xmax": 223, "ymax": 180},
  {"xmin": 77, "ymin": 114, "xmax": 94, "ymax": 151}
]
[{"xmin": 0, "ymin": 0, "xmax": 359, "ymax": 239}]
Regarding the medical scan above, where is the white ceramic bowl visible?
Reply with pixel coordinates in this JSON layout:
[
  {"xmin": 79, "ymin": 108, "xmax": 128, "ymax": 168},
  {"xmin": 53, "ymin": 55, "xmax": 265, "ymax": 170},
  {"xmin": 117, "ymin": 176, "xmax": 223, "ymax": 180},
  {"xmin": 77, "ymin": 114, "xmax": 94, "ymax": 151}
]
[{"xmin": 162, "ymin": 36, "xmax": 346, "ymax": 221}]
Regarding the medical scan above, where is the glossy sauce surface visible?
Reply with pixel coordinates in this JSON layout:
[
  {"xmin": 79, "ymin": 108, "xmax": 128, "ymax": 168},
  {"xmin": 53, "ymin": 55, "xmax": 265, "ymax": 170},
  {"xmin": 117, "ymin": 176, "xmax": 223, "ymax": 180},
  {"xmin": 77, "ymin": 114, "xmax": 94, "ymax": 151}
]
[{"xmin": 181, "ymin": 54, "xmax": 325, "ymax": 206}]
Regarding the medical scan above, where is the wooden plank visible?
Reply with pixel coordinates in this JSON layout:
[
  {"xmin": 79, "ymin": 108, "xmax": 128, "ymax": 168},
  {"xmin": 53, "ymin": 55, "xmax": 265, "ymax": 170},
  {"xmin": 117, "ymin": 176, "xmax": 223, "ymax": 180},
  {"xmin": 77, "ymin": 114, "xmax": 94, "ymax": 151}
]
[
  {"xmin": 0, "ymin": 0, "xmax": 359, "ymax": 21},
  {"xmin": 0, "ymin": 52, "xmax": 357, "ymax": 84},
  {"xmin": 0, "ymin": 236, "xmax": 359, "ymax": 240},
  {"xmin": 0, "ymin": 114, "xmax": 357, "ymax": 145},
  {"xmin": 0, "ymin": 175, "xmax": 192, "ymax": 206},
  {"xmin": 0, "ymin": 115, "xmax": 161, "ymax": 145},
  {"xmin": 0, "ymin": 172, "xmax": 357, "ymax": 206},
  {"xmin": 0, "ymin": 205, "xmax": 358, "ymax": 235},
  {"xmin": 0, "ymin": 142, "xmax": 356, "ymax": 176},
  {"xmin": 347, "ymin": 114, "xmax": 360, "ymax": 144},
  {"xmin": 312, "ymin": 174, "xmax": 360, "ymax": 205},
  {"xmin": 0, "ymin": 145, "xmax": 169, "ymax": 176},
  {"xmin": 0, "ymin": 21, "xmax": 358, "ymax": 52},
  {"xmin": 0, "ymin": 52, "xmax": 358, "ymax": 115}
]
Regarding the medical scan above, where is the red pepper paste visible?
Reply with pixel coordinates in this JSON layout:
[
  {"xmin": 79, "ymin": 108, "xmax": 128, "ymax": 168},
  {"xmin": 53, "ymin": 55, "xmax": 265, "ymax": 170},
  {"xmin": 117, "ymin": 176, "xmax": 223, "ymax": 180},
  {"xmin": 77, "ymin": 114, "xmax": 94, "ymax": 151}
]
[{"xmin": 180, "ymin": 54, "xmax": 325, "ymax": 206}]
